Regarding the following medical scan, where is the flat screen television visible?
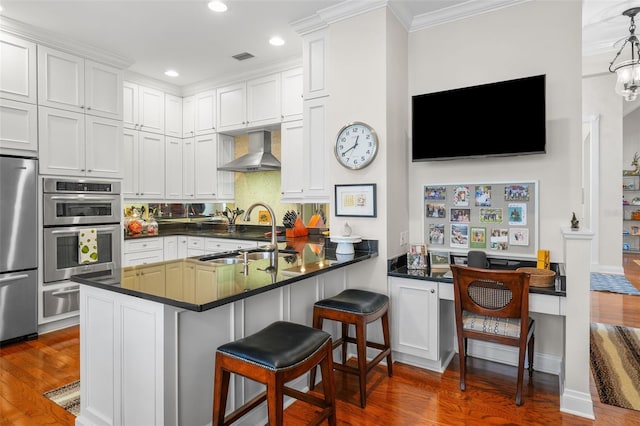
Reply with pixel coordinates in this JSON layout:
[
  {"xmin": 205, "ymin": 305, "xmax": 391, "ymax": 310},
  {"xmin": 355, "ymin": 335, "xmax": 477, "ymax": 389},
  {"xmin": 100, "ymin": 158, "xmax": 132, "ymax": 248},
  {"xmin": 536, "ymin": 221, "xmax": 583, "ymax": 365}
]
[{"xmin": 411, "ymin": 74, "xmax": 546, "ymax": 161}]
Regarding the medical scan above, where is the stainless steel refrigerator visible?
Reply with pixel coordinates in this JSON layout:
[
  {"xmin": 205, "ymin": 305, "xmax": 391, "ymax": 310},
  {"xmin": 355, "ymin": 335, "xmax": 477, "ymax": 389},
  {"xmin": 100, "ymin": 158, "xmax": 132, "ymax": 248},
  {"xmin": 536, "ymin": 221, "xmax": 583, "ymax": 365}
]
[{"xmin": 0, "ymin": 155, "xmax": 38, "ymax": 344}]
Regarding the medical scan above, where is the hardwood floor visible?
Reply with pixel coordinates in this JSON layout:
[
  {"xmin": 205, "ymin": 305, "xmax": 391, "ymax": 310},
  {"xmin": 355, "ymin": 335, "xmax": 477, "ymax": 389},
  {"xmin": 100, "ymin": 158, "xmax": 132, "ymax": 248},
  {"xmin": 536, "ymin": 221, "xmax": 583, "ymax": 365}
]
[{"xmin": 2, "ymin": 259, "xmax": 640, "ymax": 425}]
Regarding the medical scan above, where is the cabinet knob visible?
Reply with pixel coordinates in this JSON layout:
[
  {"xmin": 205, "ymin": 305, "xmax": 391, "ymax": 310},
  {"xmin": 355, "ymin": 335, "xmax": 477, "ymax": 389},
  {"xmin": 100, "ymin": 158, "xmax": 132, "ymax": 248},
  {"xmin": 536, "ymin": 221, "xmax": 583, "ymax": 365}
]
[
  {"xmin": 140, "ymin": 124, "xmax": 144, "ymax": 128},
  {"xmin": 87, "ymin": 169, "xmax": 92, "ymax": 172},
  {"xmin": 80, "ymin": 169, "xmax": 85, "ymax": 172},
  {"xmin": 80, "ymin": 105, "xmax": 85, "ymax": 109},
  {"xmin": 87, "ymin": 106, "xmax": 92, "ymax": 110},
  {"xmin": 430, "ymin": 289, "xmax": 435, "ymax": 294}
]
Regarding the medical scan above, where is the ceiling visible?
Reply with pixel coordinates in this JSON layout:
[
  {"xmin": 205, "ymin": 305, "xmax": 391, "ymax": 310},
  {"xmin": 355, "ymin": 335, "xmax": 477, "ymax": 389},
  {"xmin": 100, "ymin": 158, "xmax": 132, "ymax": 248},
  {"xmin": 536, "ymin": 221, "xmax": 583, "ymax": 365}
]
[{"xmin": 0, "ymin": 0, "xmax": 635, "ymax": 88}]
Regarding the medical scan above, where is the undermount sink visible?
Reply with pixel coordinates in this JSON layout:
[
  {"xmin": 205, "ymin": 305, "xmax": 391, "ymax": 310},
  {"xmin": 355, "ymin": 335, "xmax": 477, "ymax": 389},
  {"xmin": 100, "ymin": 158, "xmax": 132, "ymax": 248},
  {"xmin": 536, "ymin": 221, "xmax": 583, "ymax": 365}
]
[
  {"xmin": 199, "ymin": 249, "xmax": 297, "ymax": 264},
  {"xmin": 207, "ymin": 258, "xmax": 245, "ymax": 265}
]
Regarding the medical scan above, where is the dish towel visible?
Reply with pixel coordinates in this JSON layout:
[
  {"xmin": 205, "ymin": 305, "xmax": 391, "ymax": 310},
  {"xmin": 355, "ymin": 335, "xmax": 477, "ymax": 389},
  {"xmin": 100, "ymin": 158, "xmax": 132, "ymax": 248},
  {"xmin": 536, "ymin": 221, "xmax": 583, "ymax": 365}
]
[{"xmin": 78, "ymin": 229, "xmax": 98, "ymax": 264}]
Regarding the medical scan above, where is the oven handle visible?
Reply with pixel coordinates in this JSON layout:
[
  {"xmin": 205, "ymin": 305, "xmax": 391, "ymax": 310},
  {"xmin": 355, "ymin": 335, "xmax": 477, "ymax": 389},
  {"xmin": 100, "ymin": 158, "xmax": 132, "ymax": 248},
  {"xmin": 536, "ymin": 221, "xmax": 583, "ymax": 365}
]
[
  {"xmin": 0, "ymin": 274, "xmax": 29, "ymax": 286},
  {"xmin": 51, "ymin": 288, "xmax": 80, "ymax": 296},
  {"xmin": 48, "ymin": 195, "xmax": 120, "ymax": 201},
  {"xmin": 49, "ymin": 225, "xmax": 120, "ymax": 235}
]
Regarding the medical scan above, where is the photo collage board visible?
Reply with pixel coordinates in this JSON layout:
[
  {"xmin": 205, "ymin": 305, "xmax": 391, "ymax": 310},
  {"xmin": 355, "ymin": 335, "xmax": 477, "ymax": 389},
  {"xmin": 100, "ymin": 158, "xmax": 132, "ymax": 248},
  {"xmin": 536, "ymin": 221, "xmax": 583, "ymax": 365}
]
[{"xmin": 423, "ymin": 181, "xmax": 537, "ymax": 257}]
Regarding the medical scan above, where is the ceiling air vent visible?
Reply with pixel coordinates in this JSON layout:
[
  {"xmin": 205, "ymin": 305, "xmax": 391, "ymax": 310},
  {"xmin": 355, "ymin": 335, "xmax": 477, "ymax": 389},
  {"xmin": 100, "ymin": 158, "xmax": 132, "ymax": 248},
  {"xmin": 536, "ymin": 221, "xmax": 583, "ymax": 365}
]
[{"xmin": 232, "ymin": 52, "xmax": 254, "ymax": 61}]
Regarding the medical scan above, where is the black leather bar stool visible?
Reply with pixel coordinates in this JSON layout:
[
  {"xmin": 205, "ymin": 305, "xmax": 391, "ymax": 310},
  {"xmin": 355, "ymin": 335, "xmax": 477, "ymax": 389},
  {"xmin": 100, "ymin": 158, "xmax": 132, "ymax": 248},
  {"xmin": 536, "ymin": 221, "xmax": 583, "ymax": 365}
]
[
  {"xmin": 213, "ymin": 321, "xmax": 336, "ymax": 425},
  {"xmin": 310, "ymin": 289, "xmax": 392, "ymax": 408}
]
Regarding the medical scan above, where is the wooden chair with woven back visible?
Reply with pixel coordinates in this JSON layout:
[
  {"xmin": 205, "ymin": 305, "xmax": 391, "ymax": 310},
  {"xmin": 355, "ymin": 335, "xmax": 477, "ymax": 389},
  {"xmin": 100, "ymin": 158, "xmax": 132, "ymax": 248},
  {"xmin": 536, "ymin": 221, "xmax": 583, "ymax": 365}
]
[{"xmin": 449, "ymin": 264, "xmax": 535, "ymax": 406}]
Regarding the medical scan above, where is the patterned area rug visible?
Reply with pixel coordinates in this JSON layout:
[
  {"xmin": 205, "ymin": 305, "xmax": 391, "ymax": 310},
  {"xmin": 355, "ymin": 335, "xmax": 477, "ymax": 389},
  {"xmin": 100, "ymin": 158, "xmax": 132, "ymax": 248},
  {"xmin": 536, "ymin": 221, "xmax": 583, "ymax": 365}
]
[
  {"xmin": 590, "ymin": 323, "xmax": 640, "ymax": 411},
  {"xmin": 590, "ymin": 273, "xmax": 640, "ymax": 295},
  {"xmin": 43, "ymin": 380, "xmax": 80, "ymax": 416}
]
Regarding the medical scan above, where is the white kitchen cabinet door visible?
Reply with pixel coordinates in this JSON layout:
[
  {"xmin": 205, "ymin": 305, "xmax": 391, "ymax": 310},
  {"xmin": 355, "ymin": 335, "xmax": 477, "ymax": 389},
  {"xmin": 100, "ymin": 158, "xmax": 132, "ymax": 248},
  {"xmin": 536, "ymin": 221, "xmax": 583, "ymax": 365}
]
[
  {"xmin": 0, "ymin": 33, "xmax": 37, "ymax": 104},
  {"xmin": 163, "ymin": 236, "xmax": 178, "ymax": 261},
  {"xmin": 182, "ymin": 137, "xmax": 195, "ymax": 199},
  {"xmin": 302, "ymin": 98, "xmax": 329, "ymax": 201},
  {"xmin": 182, "ymin": 95, "xmax": 195, "ymax": 137},
  {"xmin": 38, "ymin": 106, "xmax": 86, "ymax": 176},
  {"xmin": 84, "ymin": 60, "xmax": 123, "ymax": 120},
  {"xmin": 246, "ymin": 73, "xmax": 281, "ymax": 128},
  {"xmin": 194, "ymin": 90, "xmax": 216, "ymax": 135},
  {"xmin": 85, "ymin": 115, "xmax": 123, "ymax": 178},
  {"xmin": 302, "ymin": 29, "xmax": 329, "ymax": 100},
  {"xmin": 389, "ymin": 277, "xmax": 439, "ymax": 361},
  {"xmin": 216, "ymin": 134, "xmax": 235, "ymax": 201},
  {"xmin": 138, "ymin": 86, "xmax": 165, "ymax": 134},
  {"xmin": 280, "ymin": 120, "xmax": 304, "ymax": 201},
  {"xmin": 138, "ymin": 131, "xmax": 165, "ymax": 199},
  {"xmin": 165, "ymin": 136, "xmax": 183, "ymax": 199},
  {"xmin": 165, "ymin": 94, "xmax": 182, "ymax": 137},
  {"xmin": 0, "ymin": 99, "xmax": 38, "ymax": 154},
  {"xmin": 217, "ymin": 82, "xmax": 246, "ymax": 132},
  {"xmin": 194, "ymin": 134, "xmax": 218, "ymax": 200},
  {"xmin": 123, "ymin": 81, "xmax": 139, "ymax": 130},
  {"xmin": 38, "ymin": 46, "xmax": 85, "ymax": 112},
  {"xmin": 122, "ymin": 128, "xmax": 139, "ymax": 198},
  {"xmin": 177, "ymin": 236, "xmax": 188, "ymax": 259},
  {"xmin": 281, "ymin": 67, "xmax": 303, "ymax": 122}
]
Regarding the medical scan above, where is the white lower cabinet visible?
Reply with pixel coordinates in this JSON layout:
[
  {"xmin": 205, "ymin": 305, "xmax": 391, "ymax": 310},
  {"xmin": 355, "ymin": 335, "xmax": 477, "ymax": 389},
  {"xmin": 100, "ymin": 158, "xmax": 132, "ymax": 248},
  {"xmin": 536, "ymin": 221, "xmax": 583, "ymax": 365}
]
[
  {"xmin": 204, "ymin": 238, "xmax": 257, "ymax": 254},
  {"xmin": 123, "ymin": 238, "xmax": 164, "ymax": 267},
  {"xmin": 388, "ymin": 276, "xmax": 455, "ymax": 372}
]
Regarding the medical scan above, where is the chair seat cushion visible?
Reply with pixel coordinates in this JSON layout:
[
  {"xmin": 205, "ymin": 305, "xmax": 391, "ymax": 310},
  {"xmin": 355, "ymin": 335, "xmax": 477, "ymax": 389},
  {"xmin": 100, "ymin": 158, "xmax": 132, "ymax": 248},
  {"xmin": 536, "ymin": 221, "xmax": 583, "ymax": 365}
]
[
  {"xmin": 314, "ymin": 289, "xmax": 389, "ymax": 314},
  {"xmin": 217, "ymin": 321, "xmax": 330, "ymax": 371},
  {"xmin": 462, "ymin": 312, "xmax": 531, "ymax": 338}
]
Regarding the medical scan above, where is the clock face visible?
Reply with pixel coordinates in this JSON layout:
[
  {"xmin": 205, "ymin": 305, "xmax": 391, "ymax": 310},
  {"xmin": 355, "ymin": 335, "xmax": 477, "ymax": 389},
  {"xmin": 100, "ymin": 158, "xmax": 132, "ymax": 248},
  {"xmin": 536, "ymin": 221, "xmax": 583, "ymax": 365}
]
[{"xmin": 335, "ymin": 122, "xmax": 378, "ymax": 169}]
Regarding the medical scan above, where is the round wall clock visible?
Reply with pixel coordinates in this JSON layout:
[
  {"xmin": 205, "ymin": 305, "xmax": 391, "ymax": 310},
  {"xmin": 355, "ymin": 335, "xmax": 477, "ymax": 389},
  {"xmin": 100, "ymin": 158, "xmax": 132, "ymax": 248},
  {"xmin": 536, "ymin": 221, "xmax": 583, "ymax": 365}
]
[{"xmin": 334, "ymin": 121, "xmax": 379, "ymax": 170}]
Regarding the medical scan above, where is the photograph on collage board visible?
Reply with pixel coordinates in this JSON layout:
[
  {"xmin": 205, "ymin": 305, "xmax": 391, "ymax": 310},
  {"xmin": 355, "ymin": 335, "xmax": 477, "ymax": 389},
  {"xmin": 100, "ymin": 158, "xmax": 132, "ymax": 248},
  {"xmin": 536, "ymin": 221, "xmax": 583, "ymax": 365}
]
[
  {"xmin": 507, "ymin": 203, "xmax": 527, "ymax": 225},
  {"xmin": 428, "ymin": 224, "xmax": 445, "ymax": 245},
  {"xmin": 475, "ymin": 185, "xmax": 492, "ymax": 206},
  {"xmin": 426, "ymin": 203, "xmax": 446, "ymax": 218},
  {"xmin": 489, "ymin": 228, "xmax": 509, "ymax": 250},
  {"xmin": 450, "ymin": 208, "xmax": 471, "ymax": 223},
  {"xmin": 470, "ymin": 226, "xmax": 486, "ymax": 248},
  {"xmin": 504, "ymin": 184, "xmax": 529, "ymax": 201},
  {"xmin": 450, "ymin": 224, "xmax": 469, "ymax": 248},
  {"xmin": 480, "ymin": 208, "xmax": 503, "ymax": 223},
  {"xmin": 509, "ymin": 228, "xmax": 529, "ymax": 246},
  {"xmin": 453, "ymin": 186, "xmax": 470, "ymax": 206},
  {"xmin": 425, "ymin": 186, "xmax": 446, "ymax": 200}
]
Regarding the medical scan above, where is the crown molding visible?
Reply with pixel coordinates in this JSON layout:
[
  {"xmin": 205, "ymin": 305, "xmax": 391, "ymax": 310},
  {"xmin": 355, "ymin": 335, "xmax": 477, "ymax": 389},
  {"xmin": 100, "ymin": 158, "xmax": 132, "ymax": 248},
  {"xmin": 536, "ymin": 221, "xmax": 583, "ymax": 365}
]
[
  {"xmin": 291, "ymin": 0, "xmax": 529, "ymax": 36},
  {"xmin": 0, "ymin": 16, "xmax": 132, "ymax": 69},
  {"xmin": 409, "ymin": 0, "xmax": 530, "ymax": 32}
]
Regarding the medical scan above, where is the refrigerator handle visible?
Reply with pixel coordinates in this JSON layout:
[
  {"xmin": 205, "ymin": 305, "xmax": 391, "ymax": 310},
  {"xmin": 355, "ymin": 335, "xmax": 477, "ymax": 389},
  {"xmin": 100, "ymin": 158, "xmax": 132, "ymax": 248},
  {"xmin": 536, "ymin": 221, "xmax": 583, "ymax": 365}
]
[{"xmin": 0, "ymin": 274, "xmax": 29, "ymax": 285}]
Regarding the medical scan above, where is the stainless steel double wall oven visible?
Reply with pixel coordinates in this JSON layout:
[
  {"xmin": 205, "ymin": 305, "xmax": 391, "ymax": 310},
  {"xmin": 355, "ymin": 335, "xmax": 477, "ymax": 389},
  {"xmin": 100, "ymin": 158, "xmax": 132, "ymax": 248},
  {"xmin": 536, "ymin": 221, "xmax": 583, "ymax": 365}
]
[{"xmin": 42, "ymin": 178, "xmax": 121, "ymax": 317}]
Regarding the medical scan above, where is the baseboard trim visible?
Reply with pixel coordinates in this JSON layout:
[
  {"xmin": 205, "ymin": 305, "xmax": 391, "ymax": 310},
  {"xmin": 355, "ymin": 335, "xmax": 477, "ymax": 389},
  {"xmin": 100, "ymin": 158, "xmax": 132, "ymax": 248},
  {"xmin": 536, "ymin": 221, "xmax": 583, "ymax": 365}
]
[{"xmin": 560, "ymin": 388, "xmax": 595, "ymax": 419}]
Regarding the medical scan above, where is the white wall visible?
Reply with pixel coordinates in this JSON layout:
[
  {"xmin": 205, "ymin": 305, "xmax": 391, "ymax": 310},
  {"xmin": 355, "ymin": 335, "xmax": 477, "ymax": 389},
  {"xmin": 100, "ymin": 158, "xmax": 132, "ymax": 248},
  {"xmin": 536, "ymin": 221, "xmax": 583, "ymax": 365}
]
[
  {"xmin": 407, "ymin": 0, "xmax": 582, "ymax": 265},
  {"xmin": 327, "ymin": 8, "xmax": 394, "ymax": 295},
  {"xmin": 583, "ymin": 73, "xmax": 623, "ymax": 272}
]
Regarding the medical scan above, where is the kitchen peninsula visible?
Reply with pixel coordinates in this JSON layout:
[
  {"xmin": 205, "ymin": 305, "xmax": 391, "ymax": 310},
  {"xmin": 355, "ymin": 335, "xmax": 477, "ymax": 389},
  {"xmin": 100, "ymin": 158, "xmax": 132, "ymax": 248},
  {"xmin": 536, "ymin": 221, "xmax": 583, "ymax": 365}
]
[{"xmin": 72, "ymin": 237, "xmax": 377, "ymax": 426}]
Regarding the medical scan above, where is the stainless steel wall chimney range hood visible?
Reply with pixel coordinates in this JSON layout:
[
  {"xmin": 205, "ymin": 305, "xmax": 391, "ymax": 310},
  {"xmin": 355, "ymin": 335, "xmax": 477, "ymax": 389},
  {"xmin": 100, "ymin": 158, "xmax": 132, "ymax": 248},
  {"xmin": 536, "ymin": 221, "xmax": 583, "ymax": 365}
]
[{"xmin": 218, "ymin": 130, "xmax": 281, "ymax": 172}]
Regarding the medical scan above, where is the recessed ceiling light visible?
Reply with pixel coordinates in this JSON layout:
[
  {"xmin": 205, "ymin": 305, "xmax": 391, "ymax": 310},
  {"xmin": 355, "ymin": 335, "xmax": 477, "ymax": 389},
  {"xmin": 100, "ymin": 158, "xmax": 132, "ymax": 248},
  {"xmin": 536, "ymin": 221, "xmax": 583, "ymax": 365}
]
[
  {"xmin": 207, "ymin": 1, "xmax": 227, "ymax": 12},
  {"xmin": 164, "ymin": 70, "xmax": 179, "ymax": 77},
  {"xmin": 269, "ymin": 36, "xmax": 285, "ymax": 47},
  {"xmin": 0, "ymin": 5, "xmax": 4, "ymax": 13}
]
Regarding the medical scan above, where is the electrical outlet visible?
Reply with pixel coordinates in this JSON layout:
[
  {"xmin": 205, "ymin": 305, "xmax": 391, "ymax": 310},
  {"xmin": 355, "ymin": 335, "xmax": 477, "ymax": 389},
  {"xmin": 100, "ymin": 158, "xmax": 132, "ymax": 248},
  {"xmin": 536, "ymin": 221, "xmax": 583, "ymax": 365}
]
[{"xmin": 400, "ymin": 230, "xmax": 408, "ymax": 246}]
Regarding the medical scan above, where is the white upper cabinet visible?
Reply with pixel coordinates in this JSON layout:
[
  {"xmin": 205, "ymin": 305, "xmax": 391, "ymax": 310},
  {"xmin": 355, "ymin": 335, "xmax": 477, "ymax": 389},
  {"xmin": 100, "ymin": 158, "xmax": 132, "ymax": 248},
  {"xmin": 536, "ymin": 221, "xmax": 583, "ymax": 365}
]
[
  {"xmin": 0, "ymin": 99, "xmax": 38, "ymax": 154},
  {"xmin": 165, "ymin": 136, "xmax": 183, "ymax": 199},
  {"xmin": 182, "ymin": 137, "xmax": 195, "ymax": 199},
  {"xmin": 246, "ymin": 73, "xmax": 281, "ymax": 128},
  {"xmin": 302, "ymin": 98, "xmax": 329, "ymax": 201},
  {"xmin": 194, "ymin": 90, "xmax": 216, "ymax": 135},
  {"xmin": 39, "ymin": 106, "xmax": 123, "ymax": 178},
  {"xmin": 302, "ymin": 29, "xmax": 329, "ymax": 100},
  {"xmin": 182, "ymin": 95, "xmax": 195, "ymax": 137},
  {"xmin": 123, "ymin": 82, "xmax": 165, "ymax": 134},
  {"xmin": 165, "ymin": 94, "xmax": 182, "ymax": 137},
  {"xmin": 217, "ymin": 83, "xmax": 245, "ymax": 132},
  {"xmin": 216, "ymin": 134, "xmax": 235, "ymax": 201},
  {"xmin": 122, "ymin": 129, "xmax": 165, "ymax": 199},
  {"xmin": 281, "ymin": 67, "xmax": 303, "ymax": 122},
  {"xmin": 0, "ymin": 33, "xmax": 37, "ymax": 104},
  {"xmin": 38, "ymin": 46, "xmax": 122, "ymax": 120},
  {"xmin": 84, "ymin": 60, "xmax": 123, "ymax": 120},
  {"xmin": 194, "ymin": 134, "xmax": 219, "ymax": 199},
  {"xmin": 280, "ymin": 120, "xmax": 304, "ymax": 201}
]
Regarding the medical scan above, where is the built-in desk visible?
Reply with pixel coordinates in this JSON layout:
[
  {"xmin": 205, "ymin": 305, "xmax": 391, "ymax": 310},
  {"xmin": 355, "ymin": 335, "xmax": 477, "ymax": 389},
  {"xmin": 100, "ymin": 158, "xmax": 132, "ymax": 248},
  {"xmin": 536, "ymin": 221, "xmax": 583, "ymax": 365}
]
[{"xmin": 387, "ymin": 263, "xmax": 566, "ymax": 375}]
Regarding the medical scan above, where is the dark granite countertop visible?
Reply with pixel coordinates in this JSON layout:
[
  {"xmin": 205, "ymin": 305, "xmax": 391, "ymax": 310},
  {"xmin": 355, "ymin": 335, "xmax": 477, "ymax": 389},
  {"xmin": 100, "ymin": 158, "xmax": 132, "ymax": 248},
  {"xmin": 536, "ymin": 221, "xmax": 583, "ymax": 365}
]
[
  {"xmin": 73, "ymin": 238, "xmax": 377, "ymax": 312},
  {"xmin": 387, "ymin": 254, "xmax": 566, "ymax": 297}
]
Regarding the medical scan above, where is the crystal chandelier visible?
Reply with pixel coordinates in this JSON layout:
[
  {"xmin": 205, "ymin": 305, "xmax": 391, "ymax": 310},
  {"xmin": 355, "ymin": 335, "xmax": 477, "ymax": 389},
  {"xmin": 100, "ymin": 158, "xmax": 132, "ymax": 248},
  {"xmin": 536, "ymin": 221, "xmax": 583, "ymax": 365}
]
[{"xmin": 609, "ymin": 7, "xmax": 640, "ymax": 101}]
